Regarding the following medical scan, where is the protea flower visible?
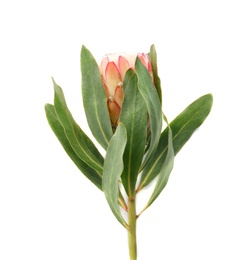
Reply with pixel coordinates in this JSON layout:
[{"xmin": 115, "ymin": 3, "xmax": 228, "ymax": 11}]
[{"xmin": 99, "ymin": 53, "xmax": 153, "ymax": 126}]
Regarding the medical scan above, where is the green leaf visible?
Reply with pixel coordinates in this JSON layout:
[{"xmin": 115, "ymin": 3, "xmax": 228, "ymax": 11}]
[
  {"xmin": 122, "ymin": 69, "xmax": 135, "ymax": 91},
  {"xmin": 52, "ymin": 79, "xmax": 104, "ymax": 173},
  {"xmin": 120, "ymin": 72, "xmax": 147, "ymax": 196},
  {"xmin": 81, "ymin": 45, "xmax": 113, "ymax": 150},
  {"xmin": 45, "ymin": 104, "xmax": 102, "ymax": 190},
  {"xmin": 141, "ymin": 115, "xmax": 174, "ymax": 211},
  {"xmin": 138, "ymin": 94, "xmax": 213, "ymax": 190},
  {"xmin": 135, "ymin": 58, "xmax": 163, "ymax": 169},
  {"xmin": 102, "ymin": 123, "xmax": 128, "ymax": 228},
  {"xmin": 148, "ymin": 44, "xmax": 162, "ymax": 104}
]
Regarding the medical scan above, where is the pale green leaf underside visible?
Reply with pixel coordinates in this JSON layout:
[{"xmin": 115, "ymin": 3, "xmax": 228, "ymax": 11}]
[{"xmin": 102, "ymin": 123, "xmax": 128, "ymax": 228}]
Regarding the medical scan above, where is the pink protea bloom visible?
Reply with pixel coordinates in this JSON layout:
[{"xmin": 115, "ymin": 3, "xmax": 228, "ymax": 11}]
[{"xmin": 99, "ymin": 53, "xmax": 153, "ymax": 126}]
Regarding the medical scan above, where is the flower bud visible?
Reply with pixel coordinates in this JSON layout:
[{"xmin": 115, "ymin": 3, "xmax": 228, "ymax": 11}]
[{"xmin": 99, "ymin": 53, "xmax": 153, "ymax": 126}]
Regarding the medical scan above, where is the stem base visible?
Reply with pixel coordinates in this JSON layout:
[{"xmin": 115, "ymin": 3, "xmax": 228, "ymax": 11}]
[{"xmin": 128, "ymin": 197, "xmax": 137, "ymax": 260}]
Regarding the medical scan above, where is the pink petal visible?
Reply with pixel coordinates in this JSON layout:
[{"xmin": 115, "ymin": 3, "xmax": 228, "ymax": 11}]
[
  {"xmin": 114, "ymin": 85, "xmax": 124, "ymax": 108},
  {"xmin": 105, "ymin": 62, "xmax": 121, "ymax": 96},
  {"xmin": 147, "ymin": 60, "xmax": 153, "ymax": 73},
  {"xmin": 107, "ymin": 99, "xmax": 121, "ymax": 126},
  {"xmin": 103, "ymin": 81, "xmax": 110, "ymax": 99},
  {"xmin": 118, "ymin": 56, "xmax": 131, "ymax": 80},
  {"xmin": 100, "ymin": 56, "xmax": 109, "ymax": 77}
]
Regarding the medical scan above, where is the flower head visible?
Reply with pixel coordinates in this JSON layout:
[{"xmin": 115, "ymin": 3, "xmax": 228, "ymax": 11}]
[{"xmin": 99, "ymin": 53, "xmax": 153, "ymax": 126}]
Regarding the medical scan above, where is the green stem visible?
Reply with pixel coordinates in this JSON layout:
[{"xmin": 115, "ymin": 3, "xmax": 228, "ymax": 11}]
[{"xmin": 128, "ymin": 196, "xmax": 137, "ymax": 260}]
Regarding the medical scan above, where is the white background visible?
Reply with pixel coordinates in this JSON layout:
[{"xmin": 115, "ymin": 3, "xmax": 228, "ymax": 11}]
[{"xmin": 1, "ymin": 0, "xmax": 247, "ymax": 259}]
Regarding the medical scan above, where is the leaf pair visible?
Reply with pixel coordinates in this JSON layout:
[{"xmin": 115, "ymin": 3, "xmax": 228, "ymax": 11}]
[
  {"xmin": 138, "ymin": 93, "xmax": 213, "ymax": 193},
  {"xmin": 45, "ymin": 80, "xmax": 104, "ymax": 190}
]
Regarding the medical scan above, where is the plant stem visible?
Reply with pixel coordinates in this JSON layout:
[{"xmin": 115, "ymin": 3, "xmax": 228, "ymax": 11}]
[{"xmin": 128, "ymin": 196, "xmax": 137, "ymax": 260}]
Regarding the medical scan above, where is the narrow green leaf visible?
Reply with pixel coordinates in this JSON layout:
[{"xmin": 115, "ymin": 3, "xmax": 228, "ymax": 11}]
[
  {"xmin": 53, "ymin": 79, "xmax": 104, "ymax": 173},
  {"xmin": 142, "ymin": 116, "xmax": 174, "ymax": 211},
  {"xmin": 138, "ymin": 94, "xmax": 213, "ymax": 190},
  {"xmin": 81, "ymin": 45, "xmax": 113, "ymax": 150},
  {"xmin": 122, "ymin": 69, "xmax": 135, "ymax": 91},
  {"xmin": 148, "ymin": 44, "xmax": 162, "ymax": 104},
  {"xmin": 102, "ymin": 123, "xmax": 128, "ymax": 228},
  {"xmin": 120, "ymin": 72, "xmax": 147, "ymax": 196},
  {"xmin": 135, "ymin": 58, "xmax": 163, "ymax": 169},
  {"xmin": 45, "ymin": 104, "xmax": 102, "ymax": 190}
]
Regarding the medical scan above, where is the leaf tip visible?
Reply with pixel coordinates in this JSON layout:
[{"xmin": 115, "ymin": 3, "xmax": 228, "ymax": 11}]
[
  {"xmin": 81, "ymin": 45, "xmax": 90, "ymax": 58},
  {"xmin": 149, "ymin": 44, "xmax": 156, "ymax": 53},
  {"xmin": 204, "ymin": 93, "xmax": 214, "ymax": 109},
  {"xmin": 51, "ymin": 76, "xmax": 56, "ymax": 85},
  {"xmin": 51, "ymin": 78, "xmax": 62, "ymax": 95},
  {"xmin": 44, "ymin": 103, "xmax": 52, "ymax": 110}
]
